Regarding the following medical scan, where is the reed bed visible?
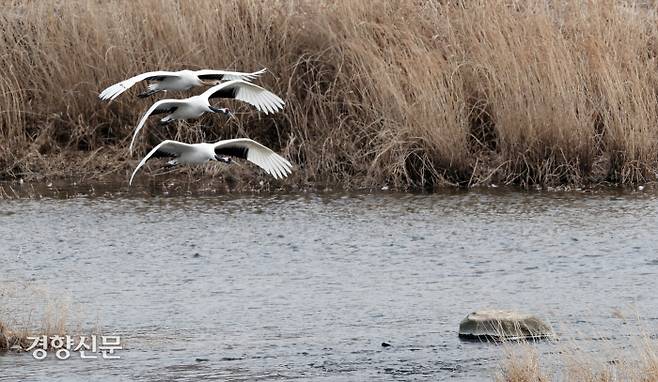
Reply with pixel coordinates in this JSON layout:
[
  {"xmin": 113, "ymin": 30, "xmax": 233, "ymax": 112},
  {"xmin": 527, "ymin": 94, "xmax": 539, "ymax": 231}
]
[{"xmin": 2, "ymin": 0, "xmax": 658, "ymax": 189}]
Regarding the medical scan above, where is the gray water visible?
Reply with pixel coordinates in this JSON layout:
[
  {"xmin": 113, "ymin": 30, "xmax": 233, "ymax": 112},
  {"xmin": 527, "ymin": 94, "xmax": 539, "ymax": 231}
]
[{"xmin": 1, "ymin": 188, "xmax": 657, "ymax": 381}]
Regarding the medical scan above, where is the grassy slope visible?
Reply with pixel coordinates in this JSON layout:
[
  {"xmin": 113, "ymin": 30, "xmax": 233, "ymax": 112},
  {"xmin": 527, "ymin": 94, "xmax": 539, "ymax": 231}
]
[{"xmin": 2, "ymin": 0, "xmax": 658, "ymax": 189}]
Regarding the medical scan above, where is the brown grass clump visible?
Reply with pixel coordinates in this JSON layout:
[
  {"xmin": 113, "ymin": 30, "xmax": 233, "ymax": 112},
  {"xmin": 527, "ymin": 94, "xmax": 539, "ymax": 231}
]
[
  {"xmin": 497, "ymin": 345, "xmax": 551, "ymax": 382},
  {"xmin": 2, "ymin": 0, "xmax": 658, "ymax": 189},
  {"xmin": 0, "ymin": 283, "xmax": 80, "ymax": 352},
  {"xmin": 497, "ymin": 335, "xmax": 658, "ymax": 382},
  {"xmin": 0, "ymin": 320, "xmax": 25, "ymax": 350}
]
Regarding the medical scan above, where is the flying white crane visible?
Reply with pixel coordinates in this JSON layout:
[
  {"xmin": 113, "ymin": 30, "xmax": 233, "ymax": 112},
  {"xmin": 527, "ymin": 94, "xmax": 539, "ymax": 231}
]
[
  {"xmin": 129, "ymin": 139, "xmax": 293, "ymax": 185},
  {"xmin": 128, "ymin": 79, "xmax": 285, "ymax": 154},
  {"xmin": 98, "ymin": 68, "xmax": 267, "ymax": 101}
]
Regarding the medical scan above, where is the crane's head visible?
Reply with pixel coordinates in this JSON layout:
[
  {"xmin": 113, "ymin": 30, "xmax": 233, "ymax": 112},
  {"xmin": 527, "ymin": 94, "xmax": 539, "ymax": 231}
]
[
  {"xmin": 209, "ymin": 106, "xmax": 234, "ymax": 118},
  {"xmin": 214, "ymin": 155, "xmax": 232, "ymax": 164}
]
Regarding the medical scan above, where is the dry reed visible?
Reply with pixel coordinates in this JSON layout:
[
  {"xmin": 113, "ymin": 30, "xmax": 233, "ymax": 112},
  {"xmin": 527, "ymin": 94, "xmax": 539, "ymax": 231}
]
[
  {"xmin": 2, "ymin": 0, "xmax": 658, "ymax": 189},
  {"xmin": 496, "ymin": 330, "xmax": 658, "ymax": 382},
  {"xmin": 0, "ymin": 283, "xmax": 78, "ymax": 351},
  {"xmin": 497, "ymin": 342, "xmax": 658, "ymax": 382}
]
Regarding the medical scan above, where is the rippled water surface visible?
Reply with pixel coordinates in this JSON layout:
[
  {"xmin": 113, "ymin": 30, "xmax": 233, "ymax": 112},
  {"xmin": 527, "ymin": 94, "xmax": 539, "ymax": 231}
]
[{"xmin": 1, "ymin": 188, "xmax": 657, "ymax": 381}]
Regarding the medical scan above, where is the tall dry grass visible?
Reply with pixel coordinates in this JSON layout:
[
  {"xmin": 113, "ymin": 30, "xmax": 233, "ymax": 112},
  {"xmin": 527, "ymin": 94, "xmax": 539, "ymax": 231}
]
[
  {"xmin": 0, "ymin": 282, "xmax": 82, "ymax": 351},
  {"xmin": 497, "ymin": 341, "xmax": 658, "ymax": 382},
  {"xmin": 496, "ymin": 319, "xmax": 658, "ymax": 382},
  {"xmin": 2, "ymin": 0, "xmax": 658, "ymax": 188}
]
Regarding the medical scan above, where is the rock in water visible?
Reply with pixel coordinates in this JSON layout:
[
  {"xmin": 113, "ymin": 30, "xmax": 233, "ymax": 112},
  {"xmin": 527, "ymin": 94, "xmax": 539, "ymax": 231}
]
[{"xmin": 458, "ymin": 310, "xmax": 553, "ymax": 341}]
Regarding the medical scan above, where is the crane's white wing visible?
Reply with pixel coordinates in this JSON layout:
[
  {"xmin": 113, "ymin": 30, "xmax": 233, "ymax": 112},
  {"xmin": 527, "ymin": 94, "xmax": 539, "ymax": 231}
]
[
  {"xmin": 99, "ymin": 71, "xmax": 180, "ymax": 101},
  {"xmin": 129, "ymin": 140, "xmax": 196, "ymax": 186},
  {"xmin": 194, "ymin": 68, "xmax": 267, "ymax": 82},
  {"xmin": 129, "ymin": 99, "xmax": 188, "ymax": 154},
  {"xmin": 201, "ymin": 80, "xmax": 285, "ymax": 115},
  {"xmin": 213, "ymin": 138, "xmax": 292, "ymax": 179}
]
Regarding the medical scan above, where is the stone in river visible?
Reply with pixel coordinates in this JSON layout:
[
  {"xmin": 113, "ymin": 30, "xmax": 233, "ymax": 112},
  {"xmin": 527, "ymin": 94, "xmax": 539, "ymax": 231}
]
[{"xmin": 458, "ymin": 310, "xmax": 553, "ymax": 341}]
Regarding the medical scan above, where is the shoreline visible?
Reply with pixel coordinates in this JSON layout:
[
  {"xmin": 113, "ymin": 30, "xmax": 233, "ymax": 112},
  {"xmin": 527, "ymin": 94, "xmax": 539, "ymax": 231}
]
[
  {"xmin": 0, "ymin": 175, "xmax": 651, "ymax": 200},
  {"xmin": 2, "ymin": 149, "xmax": 655, "ymax": 199}
]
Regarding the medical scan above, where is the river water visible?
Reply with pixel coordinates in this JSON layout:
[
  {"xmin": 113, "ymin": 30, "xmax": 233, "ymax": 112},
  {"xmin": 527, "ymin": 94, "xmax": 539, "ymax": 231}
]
[{"xmin": 0, "ymin": 186, "xmax": 657, "ymax": 381}]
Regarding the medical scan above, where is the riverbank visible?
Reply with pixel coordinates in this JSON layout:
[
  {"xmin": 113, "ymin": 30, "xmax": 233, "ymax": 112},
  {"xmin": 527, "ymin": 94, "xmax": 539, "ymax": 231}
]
[
  {"xmin": 3, "ymin": 1, "xmax": 658, "ymax": 189},
  {"xmin": 0, "ymin": 175, "xmax": 652, "ymax": 200},
  {"xmin": 1, "ymin": 147, "xmax": 656, "ymax": 198}
]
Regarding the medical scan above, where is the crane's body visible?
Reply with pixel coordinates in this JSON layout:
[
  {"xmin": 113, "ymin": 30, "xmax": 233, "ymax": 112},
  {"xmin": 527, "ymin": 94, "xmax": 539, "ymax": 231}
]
[
  {"xmin": 129, "ymin": 80, "xmax": 285, "ymax": 153},
  {"xmin": 98, "ymin": 68, "xmax": 267, "ymax": 101},
  {"xmin": 129, "ymin": 139, "xmax": 293, "ymax": 185}
]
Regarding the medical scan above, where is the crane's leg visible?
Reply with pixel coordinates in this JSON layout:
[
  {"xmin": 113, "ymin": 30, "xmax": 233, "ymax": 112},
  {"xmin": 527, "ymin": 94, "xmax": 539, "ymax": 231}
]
[
  {"xmin": 158, "ymin": 116, "xmax": 175, "ymax": 126},
  {"xmin": 138, "ymin": 83, "xmax": 163, "ymax": 98},
  {"xmin": 138, "ymin": 89, "xmax": 164, "ymax": 98}
]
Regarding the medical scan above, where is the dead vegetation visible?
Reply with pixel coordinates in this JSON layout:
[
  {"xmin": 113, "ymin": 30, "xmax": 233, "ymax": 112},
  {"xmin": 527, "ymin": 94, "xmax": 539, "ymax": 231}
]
[
  {"xmin": 0, "ymin": 283, "xmax": 84, "ymax": 352},
  {"xmin": 497, "ymin": 343, "xmax": 658, "ymax": 382},
  {"xmin": 2, "ymin": 0, "xmax": 658, "ymax": 189},
  {"xmin": 496, "ymin": 328, "xmax": 658, "ymax": 382}
]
